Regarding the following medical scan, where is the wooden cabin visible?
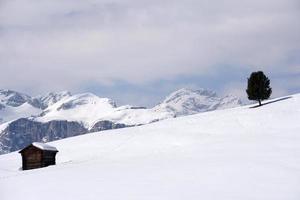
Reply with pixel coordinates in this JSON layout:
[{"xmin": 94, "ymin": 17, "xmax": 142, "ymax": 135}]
[{"xmin": 19, "ymin": 142, "xmax": 58, "ymax": 170}]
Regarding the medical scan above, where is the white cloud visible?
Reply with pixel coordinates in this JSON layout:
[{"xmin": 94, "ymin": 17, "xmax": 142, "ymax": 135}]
[{"xmin": 0, "ymin": 0, "xmax": 299, "ymax": 94}]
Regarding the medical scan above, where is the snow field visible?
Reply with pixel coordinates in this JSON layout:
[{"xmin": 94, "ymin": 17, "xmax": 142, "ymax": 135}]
[{"xmin": 0, "ymin": 94, "xmax": 299, "ymax": 200}]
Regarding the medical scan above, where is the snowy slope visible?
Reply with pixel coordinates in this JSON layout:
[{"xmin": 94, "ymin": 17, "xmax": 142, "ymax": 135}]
[
  {"xmin": 153, "ymin": 88, "xmax": 242, "ymax": 116},
  {"xmin": 0, "ymin": 90, "xmax": 42, "ymax": 124},
  {"xmin": 95, "ymin": 106, "xmax": 173, "ymax": 126},
  {"xmin": 0, "ymin": 102, "xmax": 41, "ymax": 124},
  {"xmin": 0, "ymin": 94, "xmax": 299, "ymax": 200}
]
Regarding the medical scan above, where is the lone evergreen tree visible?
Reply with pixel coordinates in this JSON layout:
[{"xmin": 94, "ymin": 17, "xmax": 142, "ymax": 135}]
[{"xmin": 246, "ymin": 71, "xmax": 272, "ymax": 106}]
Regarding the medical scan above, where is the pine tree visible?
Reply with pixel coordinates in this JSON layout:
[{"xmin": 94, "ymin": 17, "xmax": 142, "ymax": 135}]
[{"xmin": 246, "ymin": 71, "xmax": 272, "ymax": 106}]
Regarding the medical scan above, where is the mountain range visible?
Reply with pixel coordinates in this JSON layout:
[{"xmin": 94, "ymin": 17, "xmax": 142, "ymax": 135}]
[{"xmin": 0, "ymin": 88, "xmax": 242, "ymax": 154}]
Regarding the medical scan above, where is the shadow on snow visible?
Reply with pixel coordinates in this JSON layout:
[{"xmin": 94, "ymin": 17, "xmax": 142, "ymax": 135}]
[{"xmin": 250, "ymin": 96, "xmax": 292, "ymax": 108}]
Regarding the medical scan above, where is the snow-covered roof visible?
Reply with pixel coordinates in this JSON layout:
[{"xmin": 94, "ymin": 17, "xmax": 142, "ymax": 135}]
[{"xmin": 32, "ymin": 142, "xmax": 58, "ymax": 151}]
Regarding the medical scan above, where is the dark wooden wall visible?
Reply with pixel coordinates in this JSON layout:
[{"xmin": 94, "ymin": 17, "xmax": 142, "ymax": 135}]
[
  {"xmin": 20, "ymin": 146, "xmax": 57, "ymax": 170},
  {"xmin": 42, "ymin": 151, "xmax": 57, "ymax": 166},
  {"xmin": 21, "ymin": 146, "xmax": 43, "ymax": 170}
]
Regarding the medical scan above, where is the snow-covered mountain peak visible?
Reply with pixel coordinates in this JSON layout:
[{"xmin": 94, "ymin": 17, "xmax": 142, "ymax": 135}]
[
  {"xmin": 34, "ymin": 91, "xmax": 72, "ymax": 109},
  {"xmin": 55, "ymin": 93, "xmax": 116, "ymax": 111},
  {"xmin": 0, "ymin": 89, "xmax": 32, "ymax": 107},
  {"xmin": 36, "ymin": 92, "xmax": 118, "ymax": 128},
  {"xmin": 162, "ymin": 88, "xmax": 217, "ymax": 104},
  {"xmin": 153, "ymin": 88, "xmax": 242, "ymax": 116},
  {"xmin": 0, "ymin": 89, "xmax": 42, "ymax": 124}
]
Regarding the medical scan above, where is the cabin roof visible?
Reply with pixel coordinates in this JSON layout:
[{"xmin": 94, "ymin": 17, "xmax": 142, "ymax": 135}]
[
  {"xmin": 32, "ymin": 142, "xmax": 58, "ymax": 151},
  {"xmin": 19, "ymin": 142, "xmax": 58, "ymax": 153}
]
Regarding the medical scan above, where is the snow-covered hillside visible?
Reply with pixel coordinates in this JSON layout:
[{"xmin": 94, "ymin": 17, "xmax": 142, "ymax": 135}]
[
  {"xmin": 0, "ymin": 102, "xmax": 41, "ymax": 124},
  {"xmin": 0, "ymin": 94, "xmax": 299, "ymax": 200}
]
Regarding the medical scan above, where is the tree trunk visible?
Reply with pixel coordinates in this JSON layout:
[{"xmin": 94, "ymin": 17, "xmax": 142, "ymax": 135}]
[{"xmin": 258, "ymin": 99, "xmax": 261, "ymax": 106}]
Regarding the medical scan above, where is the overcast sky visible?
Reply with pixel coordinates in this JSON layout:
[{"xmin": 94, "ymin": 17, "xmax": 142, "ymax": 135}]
[{"xmin": 0, "ymin": 0, "xmax": 299, "ymax": 106}]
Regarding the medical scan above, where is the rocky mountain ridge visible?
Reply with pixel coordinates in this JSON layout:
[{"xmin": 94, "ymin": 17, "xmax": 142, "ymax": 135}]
[{"xmin": 0, "ymin": 88, "xmax": 243, "ymax": 154}]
